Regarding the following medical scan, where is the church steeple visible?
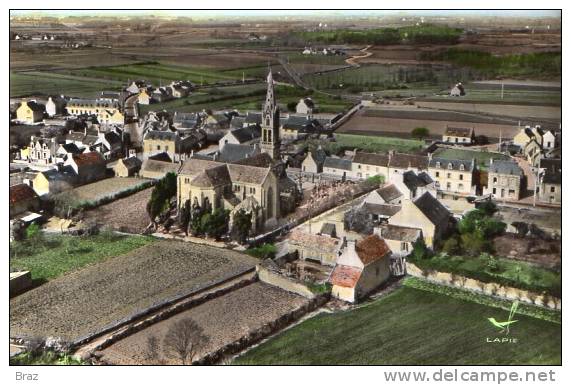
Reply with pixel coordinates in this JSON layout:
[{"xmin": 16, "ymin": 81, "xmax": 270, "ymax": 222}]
[{"xmin": 260, "ymin": 69, "xmax": 280, "ymax": 159}]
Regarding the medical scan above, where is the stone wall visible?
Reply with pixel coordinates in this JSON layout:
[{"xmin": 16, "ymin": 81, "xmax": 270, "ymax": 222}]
[
  {"xmin": 10, "ymin": 271, "xmax": 32, "ymax": 297},
  {"xmin": 257, "ymin": 265, "xmax": 316, "ymax": 299},
  {"xmin": 406, "ymin": 262, "xmax": 561, "ymax": 310}
]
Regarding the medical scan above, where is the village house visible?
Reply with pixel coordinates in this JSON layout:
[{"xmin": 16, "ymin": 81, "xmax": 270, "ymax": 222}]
[
  {"xmin": 449, "ymin": 82, "xmax": 465, "ymax": 97},
  {"xmin": 323, "ymin": 157, "xmax": 353, "ymax": 179},
  {"xmin": 538, "ymin": 158, "xmax": 561, "ymax": 204},
  {"xmin": 126, "ymin": 80, "xmax": 151, "ymax": 95},
  {"xmin": 16, "ymin": 100, "xmax": 45, "ymax": 124},
  {"xmin": 286, "ymin": 229, "xmax": 343, "ymax": 266},
  {"xmin": 428, "ymin": 158, "xmax": 475, "ymax": 196},
  {"xmin": 352, "ymin": 152, "xmax": 389, "ymax": 180},
  {"xmin": 365, "ymin": 184, "xmax": 403, "ymax": 205},
  {"xmin": 32, "ymin": 166, "xmax": 79, "ymax": 196},
  {"xmin": 442, "ymin": 126, "xmax": 475, "ymax": 145},
  {"xmin": 330, "ymin": 234, "xmax": 392, "ymax": 303},
  {"xmin": 374, "ymin": 224, "xmax": 422, "ymax": 257},
  {"xmin": 391, "ymin": 170, "xmax": 437, "ymax": 200},
  {"xmin": 215, "ymin": 143, "xmax": 261, "ymax": 163},
  {"xmin": 219, "ymin": 125, "xmax": 261, "ymax": 148},
  {"xmin": 301, "ymin": 147, "xmax": 327, "ymax": 173},
  {"xmin": 137, "ymin": 89, "xmax": 151, "ymax": 105},
  {"xmin": 388, "ymin": 191, "xmax": 451, "ymax": 248},
  {"xmin": 45, "ymin": 96, "xmax": 67, "ymax": 117},
  {"xmin": 143, "ymin": 130, "xmax": 198, "ymax": 163},
  {"xmin": 151, "ymin": 87, "xmax": 173, "ymax": 103},
  {"xmin": 296, "ymin": 97, "xmax": 315, "ymax": 116},
  {"xmin": 64, "ymin": 152, "xmax": 107, "ymax": 185},
  {"xmin": 113, "ymin": 156, "xmax": 142, "ymax": 177},
  {"xmin": 65, "ymin": 98, "xmax": 124, "ymax": 126},
  {"xmin": 280, "ymin": 115, "xmax": 323, "ymax": 140},
  {"xmin": 486, "ymin": 159, "xmax": 523, "ymax": 201},
  {"xmin": 9, "ymin": 184, "xmax": 40, "ymax": 218},
  {"xmin": 55, "ymin": 143, "xmax": 83, "ymax": 164},
  {"xmin": 24, "ymin": 136, "xmax": 59, "ymax": 165}
]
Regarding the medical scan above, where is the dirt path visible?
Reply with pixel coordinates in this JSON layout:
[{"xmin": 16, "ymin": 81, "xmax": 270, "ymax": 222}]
[{"xmin": 345, "ymin": 45, "xmax": 373, "ymax": 67}]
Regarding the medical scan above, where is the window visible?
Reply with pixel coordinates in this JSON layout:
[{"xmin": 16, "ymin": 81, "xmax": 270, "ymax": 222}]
[
  {"xmin": 447, "ymin": 163, "xmax": 453, "ymax": 170},
  {"xmin": 157, "ymin": 145, "xmax": 161, "ymax": 150},
  {"xmin": 493, "ymin": 177, "xmax": 498, "ymax": 183},
  {"xmin": 435, "ymin": 171, "xmax": 440, "ymax": 177},
  {"xmin": 401, "ymin": 242, "xmax": 409, "ymax": 252},
  {"xmin": 550, "ymin": 186, "xmax": 556, "ymax": 193},
  {"xmin": 358, "ymin": 165, "xmax": 361, "ymax": 169},
  {"xmin": 459, "ymin": 164, "xmax": 465, "ymax": 171},
  {"xmin": 436, "ymin": 162, "xmax": 441, "ymax": 168},
  {"xmin": 446, "ymin": 182, "xmax": 451, "ymax": 191},
  {"xmin": 447, "ymin": 173, "xmax": 451, "ymax": 179},
  {"xmin": 458, "ymin": 183, "xmax": 464, "ymax": 191},
  {"xmin": 493, "ymin": 188, "xmax": 496, "ymax": 194},
  {"xmin": 459, "ymin": 174, "xmax": 464, "ymax": 180}
]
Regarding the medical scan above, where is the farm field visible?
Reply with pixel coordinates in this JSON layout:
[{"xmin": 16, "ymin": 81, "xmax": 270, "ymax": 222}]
[
  {"xmin": 333, "ymin": 133, "xmax": 424, "ymax": 154},
  {"xmin": 99, "ymin": 282, "xmax": 310, "ymax": 364},
  {"xmin": 234, "ymin": 284, "xmax": 561, "ymax": 365},
  {"xmin": 86, "ymin": 188, "xmax": 154, "ymax": 233},
  {"xmin": 431, "ymin": 147, "xmax": 510, "ymax": 170},
  {"xmin": 9, "ymin": 232, "xmax": 155, "ymax": 283},
  {"xmin": 336, "ymin": 107, "xmax": 521, "ymax": 140},
  {"xmin": 52, "ymin": 177, "xmax": 154, "ymax": 210},
  {"xmin": 10, "ymin": 240, "xmax": 258, "ymax": 342}
]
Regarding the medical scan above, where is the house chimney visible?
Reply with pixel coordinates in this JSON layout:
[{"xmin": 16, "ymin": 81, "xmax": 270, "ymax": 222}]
[{"xmin": 373, "ymin": 226, "xmax": 382, "ymax": 237}]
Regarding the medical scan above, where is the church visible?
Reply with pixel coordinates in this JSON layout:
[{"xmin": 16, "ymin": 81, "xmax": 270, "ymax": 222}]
[{"xmin": 176, "ymin": 70, "xmax": 299, "ymax": 232}]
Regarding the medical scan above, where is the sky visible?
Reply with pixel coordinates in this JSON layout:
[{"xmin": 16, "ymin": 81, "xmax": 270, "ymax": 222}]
[{"xmin": 10, "ymin": 10, "xmax": 562, "ymax": 19}]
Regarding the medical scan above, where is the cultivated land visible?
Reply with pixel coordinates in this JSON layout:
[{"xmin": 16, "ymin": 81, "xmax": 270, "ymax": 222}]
[
  {"xmin": 10, "ymin": 241, "xmax": 257, "ymax": 342},
  {"xmin": 9, "ymin": 233, "xmax": 154, "ymax": 283},
  {"xmin": 99, "ymin": 282, "xmax": 310, "ymax": 364},
  {"xmin": 234, "ymin": 285, "xmax": 561, "ymax": 365},
  {"xmin": 333, "ymin": 133, "xmax": 424, "ymax": 154},
  {"xmin": 53, "ymin": 177, "xmax": 153, "ymax": 208},
  {"xmin": 337, "ymin": 107, "xmax": 522, "ymax": 140},
  {"xmin": 86, "ymin": 188, "xmax": 154, "ymax": 233}
]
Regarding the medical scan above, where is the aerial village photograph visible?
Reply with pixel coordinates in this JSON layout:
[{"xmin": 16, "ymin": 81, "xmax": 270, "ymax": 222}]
[{"xmin": 5, "ymin": 4, "xmax": 565, "ymax": 382}]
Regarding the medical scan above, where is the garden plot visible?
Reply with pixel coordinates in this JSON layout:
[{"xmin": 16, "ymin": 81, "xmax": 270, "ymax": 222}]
[
  {"xmin": 10, "ymin": 240, "xmax": 257, "ymax": 343},
  {"xmin": 99, "ymin": 282, "xmax": 310, "ymax": 365}
]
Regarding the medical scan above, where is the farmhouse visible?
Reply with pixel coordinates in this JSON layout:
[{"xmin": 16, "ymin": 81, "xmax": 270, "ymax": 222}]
[
  {"xmin": 538, "ymin": 158, "xmax": 561, "ymax": 204},
  {"xmin": 64, "ymin": 152, "xmax": 107, "ymax": 185},
  {"xmin": 428, "ymin": 158, "xmax": 475, "ymax": 196},
  {"xmin": 352, "ymin": 152, "xmax": 389, "ymax": 179},
  {"xmin": 32, "ymin": 166, "xmax": 78, "ymax": 196},
  {"xmin": 449, "ymin": 82, "xmax": 465, "ymax": 97},
  {"xmin": 391, "ymin": 170, "xmax": 437, "ymax": 200},
  {"xmin": 9, "ymin": 184, "xmax": 40, "ymax": 218},
  {"xmin": 323, "ymin": 157, "xmax": 352, "ymax": 178},
  {"xmin": 114, "ymin": 156, "xmax": 142, "ymax": 177},
  {"xmin": 16, "ymin": 100, "xmax": 45, "ymax": 124},
  {"xmin": 388, "ymin": 191, "xmax": 451, "ymax": 248},
  {"xmin": 364, "ymin": 184, "xmax": 403, "ymax": 205},
  {"xmin": 330, "ymin": 235, "xmax": 392, "ymax": 303},
  {"xmin": 442, "ymin": 126, "xmax": 475, "ymax": 145},
  {"xmin": 301, "ymin": 147, "xmax": 327, "ymax": 173},
  {"xmin": 296, "ymin": 97, "xmax": 315, "ymax": 116},
  {"xmin": 485, "ymin": 159, "xmax": 523, "ymax": 201},
  {"xmin": 286, "ymin": 229, "xmax": 343, "ymax": 266},
  {"xmin": 374, "ymin": 224, "xmax": 422, "ymax": 257}
]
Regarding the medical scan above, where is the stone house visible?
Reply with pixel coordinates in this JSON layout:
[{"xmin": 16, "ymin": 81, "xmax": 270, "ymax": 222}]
[
  {"xmin": 486, "ymin": 159, "xmax": 523, "ymax": 201},
  {"xmin": 16, "ymin": 100, "xmax": 45, "ymax": 124},
  {"xmin": 538, "ymin": 158, "xmax": 561, "ymax": 204},
  {"xmin": 32, "ymin": 166, "xmax": 78, "ymax": 196},
  {"xmin": 219, "ymin": 125, "xmax": 261, "ymax": 148},
  {"xmin": 137, "ymin": 89, "xmax": 151, "ymax": 105},
  {"xmin": 388, "ymin": 191, "xmax": 451, "ymax": 248},
  {"xmin": 64, "ymin": 152, "xmax": 107, "ymax": 185},
  {"xmin": 143, "ymin": 130, "xmax": 196, "ymax": 163},
  {"xmin": 65, "ymin": 98, "xmax": 124, "ymax": 126},
  {"xmin": 513, "ymin": 126, "xmax": 536, "ymax": 148},
  {"xmin": 296, "ymin": 97, "xmax": 315, "ymax": 115},
  {"xmin": 352, "ymin": 152, "xmax": 389, "ymax": 179},
  {"xmin": 374, "ymin": 224, "xmax": 422, "ymax": 257},
  {"xmin": 45, "ymin": 96, "xmax": 67, "ymax": 117},
  {"xmin": 323, "ymin": 157, "xmax": 352, "ymax": 178},
  {"xmin": 450, "ymin": 82, "xmax": 465, "ymax": 96},
  {"xmin": 330, "ymin": 234, "xmax": 392, "ymax": 303},
  {"xmin": 301, "ymin": 148, "xmax": 327, "ymax": 173},
  {"xmin": 9, "ymin": 184, "xmax": 40, "ymax": 218},
  {"xmin": 428, "ymin": 158, "xmax": 475, "ymax": 196},
  {"xmin": 364, "ymin": 184, "xmax": 403, "ymax": 205},
  {"xmin": 390, "ymin": 170, "xmax": 436, "ymax": 200},
  {"xmin": 26, "ymin": 136, "xmax": 59, "ymax": 165},
  {"xmin": 114, "ymin": 156, "xmax": 142, "ymax": 177},
  {"xmin": 55, "ymin": 143, "xmax": 83, "ymax": 164},
  {"xmin": 286, "ymin": 229, "xmax": 343, "ymax": 266},
  {"xmin": 442, "ymin": 126, "xmax": 475, "ymax": 145}
]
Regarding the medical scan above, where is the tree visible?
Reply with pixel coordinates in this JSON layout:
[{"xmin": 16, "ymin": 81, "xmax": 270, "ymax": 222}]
[
  {"xmin": 231, "ymin": 209, "xmax": 252, "ymax": 244},
  {"xmin": 411, "ymin": 127, "xmax": 430, "ymax": 140},
  {"xmin": 442, "ymin": 236, "xmax": 460, "ymax": 255},
  {"xmin": 475, "ymin": 135, "xmax": 489, "ymax": 145},
  {"xmin": 460, "ymin": 233, "xmax": 488, "ymax": 256},
  {"xmin": 199, "ymin": 208, "xmax": 230, "ymax": 239},
  {"xmin": 410, "ymin": 238, "xmax": 431, "ymax": 260},
  {"xmin": 178, "ymin": 200, "xmax": 191, "ymax": 235},
  {"xmin": 286, "ymin": 101, "xmax": 297, "ymax": 112},
  {"xmin": 163, "ymin": 318, "xmax": 209, "ymax": 365},
  {"xmin": 146, "ymin": 172, "xmax": 178, "ymax": 226}
]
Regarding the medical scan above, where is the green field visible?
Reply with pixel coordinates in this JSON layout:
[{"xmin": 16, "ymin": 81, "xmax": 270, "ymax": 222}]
[
  {"xmin": 432, "ymin": 147, "xmax": 510, "ymax": 170},
  {"xmin": 410, "ymin": 253, "xmax": 561, "ymax": 298},
  {"xmin": 10, "ymin": 71, "xmax": 124, "ymax": 98},
  {"xmin": 333, "ymin": 133, "xmax": 424, "ymax": 153},
  {"xmin": 234, "ymin": 282, "xmax": 561, "ymax": 365},
  {"xmin": 9, "ymin": 232, "xmax": 155, "ymax": 283}
]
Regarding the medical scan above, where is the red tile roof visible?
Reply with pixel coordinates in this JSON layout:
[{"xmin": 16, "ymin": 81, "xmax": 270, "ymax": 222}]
[
  {"xmin": 330, "ymin": 265, "xmax": 362, "ymax": 288},
  {"xmin": 71, "ymin": 152, "xmax": 105, "ymax": 167},
  {"xmin": 356, "ymin": 234, "xmax": 391, "ymax": 265},
  {"xmin": 9, "ymin": 184, "xmax": 38, "ymax": 205}
]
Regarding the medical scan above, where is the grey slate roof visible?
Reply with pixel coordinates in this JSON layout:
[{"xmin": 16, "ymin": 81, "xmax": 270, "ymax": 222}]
[
  {"xmin": 377, "ymin": 184, "xmax": 403, "ymax": 202},
  {"xmin": 413, "ymin": 192, "xmax": 450, "ymax": 225},
  {"xmin": 489, "ymin": 160, "xmax": 523, "ymax": 176},
  {"xmin": 324, "ymin": 157, "xmax": 352, "ymax": 171},
  {"xmin": 389, "ymin": 153, "xmax": 429, "ymax": 169},
  {"xmin": 218, "ymin": 143, "xmax": 259, "ymax": 163},
  {"xmin": 353, "ymin": 152, "xmax": 389, "ymax": 167},
  {"xmin": 429, "ymin": 157, "xmax": 474, "ymax": 171},
  {"xmin": 362, "ymin": 203, "xmax": 401, "ymax": 218},
  {"xmin": 144, "ymin": 130, "xmax": 178, "ymax": 141},
  {"xmin": 228, "ymin": 125, "xmax": 261, "ymax": 143},
  {"xmin": 320, "ymin": 223, "xmax": 337, "ymax": 237},
  {"xmin": 378, "ymin": 224, "xmax": 421, "ymax": 243},
  {"xmin": 540, "ymin": 158, "xmax": 561, "ymax": 184}
]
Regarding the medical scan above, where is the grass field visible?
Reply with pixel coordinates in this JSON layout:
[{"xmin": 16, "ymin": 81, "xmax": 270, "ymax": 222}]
[
  {"xmin": 234, "ymin": 284, "xmax": 561, "ymax": 365},
  {"xmin": 9, "ymin": 232, "xmax": 155, "ymax": 283},
  {"xmin": 333, "ymin": 133, "xmax": 424, "ymax": 153},
  {"xmin": 432, "ymin": 147, "xmax": 510, "ymax": 170},
  {"xmin": 410, "ymin": 253, "xmax": 561, "ymax": 298}
]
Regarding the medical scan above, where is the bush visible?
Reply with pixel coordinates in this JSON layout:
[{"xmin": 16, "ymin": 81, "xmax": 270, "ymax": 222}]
[
  {"xmin": 411, "ymin": 127, "xmax": 430, "ymax": 140},
  {"xmin": 409, "ymin": 239, "xmax": 431, "ymax": 260},
  {"xmin": 460, "ymin": 233, "xmax": 488, "ymax": 256},
  {"xmin": 442, "ymin": 237, "xmax": 460, "ymax": 255},
  {"xmin": 246, "ymin": 243, "xmax": 277, "ymax": 259}
]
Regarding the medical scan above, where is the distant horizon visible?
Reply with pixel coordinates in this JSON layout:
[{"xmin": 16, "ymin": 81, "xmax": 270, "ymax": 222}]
[{"xmin": 10, "ymin": 9, "xmax": 562, "ymax": 19}]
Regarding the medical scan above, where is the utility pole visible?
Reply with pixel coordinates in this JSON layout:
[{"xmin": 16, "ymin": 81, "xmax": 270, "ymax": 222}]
[
  {"xmin": 498, "ymin": 128, "xmax": 502, "ymax": 152},
  {"xmin": 501, "ymin": 81, "xmax": 504, "ymax": 100},
  {"xmin": 242, "ymin": 71, "xmax": 245, "ymax": 84}
]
